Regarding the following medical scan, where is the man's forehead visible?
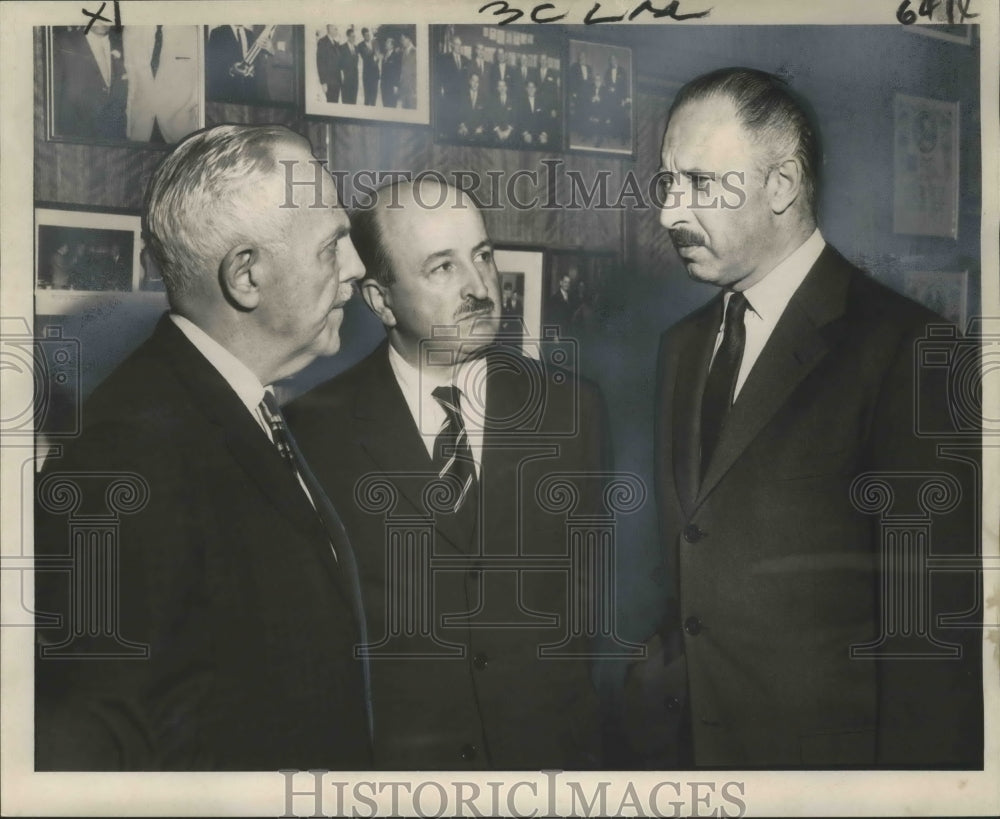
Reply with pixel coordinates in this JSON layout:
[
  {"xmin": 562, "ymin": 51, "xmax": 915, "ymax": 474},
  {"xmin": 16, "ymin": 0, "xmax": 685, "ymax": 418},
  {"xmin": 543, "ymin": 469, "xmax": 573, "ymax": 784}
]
[{"xmin": 661, "ymin": 99, "xmax": 751, "ymax": 163}]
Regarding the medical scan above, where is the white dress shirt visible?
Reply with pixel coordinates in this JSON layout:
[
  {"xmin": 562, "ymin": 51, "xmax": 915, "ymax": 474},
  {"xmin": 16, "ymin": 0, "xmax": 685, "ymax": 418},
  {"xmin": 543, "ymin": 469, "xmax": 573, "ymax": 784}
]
[
  {"xmin": 85, "ymin": 30, "xmax": 112, "ymax": 87},
  {"xmin": 169, "ymin": 313, "xmax": 269, "ymax": 435},
  {"xmin": 713, "ymin": 228, "xmax": 826, "ymax": 400},
  {"xmin": 387, "ymin": 344, "xmax": 488, "ymax": 477},
  {"xmin": 169, "ymin": 314, "xmax": 327, "ymax": 533}
]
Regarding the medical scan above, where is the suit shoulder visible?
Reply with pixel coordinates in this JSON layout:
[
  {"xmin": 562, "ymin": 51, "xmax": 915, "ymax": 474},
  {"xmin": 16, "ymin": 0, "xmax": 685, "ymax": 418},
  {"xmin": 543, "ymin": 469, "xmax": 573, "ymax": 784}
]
[
  {"xmin": 845, "ymin": 261, "xmax": 947, "ymax": 333},
  {"xmin": 286, "ymin": 347, "xmax": 381, "ymax": 419}
]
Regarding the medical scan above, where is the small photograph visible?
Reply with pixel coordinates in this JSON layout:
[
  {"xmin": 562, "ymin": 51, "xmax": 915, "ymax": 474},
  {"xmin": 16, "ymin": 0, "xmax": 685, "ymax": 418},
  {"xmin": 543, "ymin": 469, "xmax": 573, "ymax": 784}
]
[
  {"xmin": 304, "ymin": 23, "xmax": 428, "ymax": 124},
  {"xmin": 35, "ymin": 209, "xmax": 141, "ymax": 293},
  {"xmin": 46, "ymin": 25, "xmax": 204, "ymax": 145},
  {"xmin": 498, "ymin": 272, "xmax": 526, "ymax": 350},
  {"xmin": 566, "ymin": 39, "xmax": 634, "ymax": 157},
  {"xmin": 493, "ymin": 248, "xmax": 544, "ymax": 359},
  {"xmin": 432, "ymin": 25, "xmax": 563, "ymax": 150},
  {"xmin": 204, "ymin": 25, "xmax": 299, "ymax": 106},
  {"xmin": 901, "ymin": 270, "xmax": 968, "ymax": 329},
  {"xmin": 544, "ymin": 251, "xmax": 617, "ymax": 339}
]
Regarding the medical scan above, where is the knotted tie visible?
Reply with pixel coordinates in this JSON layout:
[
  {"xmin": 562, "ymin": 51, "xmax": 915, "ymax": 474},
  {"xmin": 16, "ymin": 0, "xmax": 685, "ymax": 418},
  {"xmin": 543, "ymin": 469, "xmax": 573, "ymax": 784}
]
[
  {"xmin": 431, "ymin": 385, "xmax": 477, "ymax": 515},
  {"xmin": 258, "ymin": 391, "xmax": 374, "ymax": 740},
  {"xmin": 150, "ymin": 25, "xmax": 163, "ymax": 77},
  {"xmin": 700, "ymin": 291, "xmax": 749, "ymax": 480}
]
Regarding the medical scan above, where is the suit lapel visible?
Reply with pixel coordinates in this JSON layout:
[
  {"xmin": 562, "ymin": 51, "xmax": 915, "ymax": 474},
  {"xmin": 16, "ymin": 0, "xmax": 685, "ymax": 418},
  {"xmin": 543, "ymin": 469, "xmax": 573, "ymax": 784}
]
[
  {"xmin": 353, "ymin": 345, "xmax": 474, "ymax": 554},
  {"xmin": 672, "ymin": 298, "xmax": 723, "ymax": 518},
  {"xmin": 149, "ymin": 316, "xmax": 332, "ymax": 547},
  {"xmin": 695, "ymin": 247, "xmax": 851, "ymax": 505}
]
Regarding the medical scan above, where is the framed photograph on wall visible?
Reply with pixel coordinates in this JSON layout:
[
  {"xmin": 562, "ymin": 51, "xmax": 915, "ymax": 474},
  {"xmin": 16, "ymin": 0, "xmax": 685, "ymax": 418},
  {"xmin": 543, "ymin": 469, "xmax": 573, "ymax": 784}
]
[
  {"xmin": 35, "ymin": 208, "xmax": 142, "ymax": 314},
  {"xmin": 565, "ymin": 39, "xmax": 634, "ymax": 158},
  {"xmin": 493, "ymin": 247, "xmax": 545, "ymax": 358},
  {"xmin": 893, "ymin": 93, "xmax": 959, "ymax": 238},
  {"xmin": 901, "ymin": 270, "xmax": 968, "ymax": 329},
  {"xmin": 304, "ymin": 23, "xmax": 429, "ymax": 124},
  {"xmin": 431, "ymin": 25, "xmax": 563, "ymax": 150},
  {"xmin": 46, "ymin": 25, "xmax": 205, "ymax": 145},
  {"xmin": 204, "ymin": 25, "xmax": 301, "ymax": 107},
  {"xmin": 545, "ymin": 250, "xmax": 618, "ymax": 340}
]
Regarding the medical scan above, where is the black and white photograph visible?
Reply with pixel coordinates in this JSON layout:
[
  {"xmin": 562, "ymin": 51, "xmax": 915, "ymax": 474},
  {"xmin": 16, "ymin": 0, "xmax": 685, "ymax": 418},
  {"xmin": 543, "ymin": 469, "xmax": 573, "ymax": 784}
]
[
  {"xmin": 432, "ymin": 25, "xmax": 563, "ymax": 149},
  {"xmin": 493, "ymin": 247, "xmax": 545, "ymax": 355},
  {"xmin": 566, "ymin": 38, "xmax": 633, "ymax": 156},
  {"xmin": 3, "ymin": 1, "xmax": 998, "ymax": 817},
  {"xmin": 46, "ymin": 24, "xmax": 204, "ymax": 145},
  {"xmin": 34, "ymin": 207, "xmax": 140, "ymax": 294},
  {"xmin": 204, "ymin": 25, "xmax": 299, "ymax": 106},
  {"xmin": 304, "ymin": 23, "xmax": 428, "ymax": 123},
  {"xmin": 543, "ymin": 250, "xmax": 616, "ymax": 340}
]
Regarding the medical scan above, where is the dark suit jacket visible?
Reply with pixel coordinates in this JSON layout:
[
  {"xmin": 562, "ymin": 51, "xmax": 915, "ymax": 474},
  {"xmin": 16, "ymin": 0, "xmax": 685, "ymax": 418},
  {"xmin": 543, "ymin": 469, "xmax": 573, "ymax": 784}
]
[
  {"xmin": 381, "ymin": 49, "xmax": 401, "ymax": 107},
  {"xmin": 340, "ymin": 42, "xmax": 360, "ymax": 104},
  {"xmin": 205, "ymin": 25, "xmax": 253, "ymax": 102},
  {"xmin": 456, "ymin": 89, "xmax": 487, "ymax": 137},
  {"xmin": 437, "ymin": 51, "xmax": 468, "ymax": 98},
  {"xmin": 649, "ymin": 246, "xmax": 982, "ymax": 768},
  {"xmin": 358, "ymin": 41, "xmax": 379, "ymax": 104},
  {"xmin": 52, "ymin": 27, "xmax": 127, "ymax": 140},
  {"xmin": 35, "ymin": 316, "xmax": 371, "ymax": 770},
  {"xmin": 316, "ymin": 36, "xmax": 342, "ymax": 102},
  {"xmin": 286, "ymin": 343, "xmax": 607, "ymax": 770}
]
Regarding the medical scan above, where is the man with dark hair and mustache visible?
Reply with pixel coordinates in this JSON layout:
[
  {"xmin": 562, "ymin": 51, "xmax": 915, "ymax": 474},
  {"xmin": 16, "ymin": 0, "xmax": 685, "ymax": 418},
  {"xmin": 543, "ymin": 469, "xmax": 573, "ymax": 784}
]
[
  {"xmin": 632, "ymin": 67, "xmax": 981, "ymax": 769},
  {"xmin": 286, "ymin": 178, "xmax": 609, "ymax": 770}
]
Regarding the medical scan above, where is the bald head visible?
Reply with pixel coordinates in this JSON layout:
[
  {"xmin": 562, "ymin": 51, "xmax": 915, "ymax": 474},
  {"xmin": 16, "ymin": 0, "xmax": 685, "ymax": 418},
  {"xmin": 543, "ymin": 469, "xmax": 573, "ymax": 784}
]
[
  {"xmin": 351, "ymin": 178, "xmax": 479, "ymax": 287},
  {"xmin": 351, "ymin": 178, "xmax": 500, "ymax": 366}
]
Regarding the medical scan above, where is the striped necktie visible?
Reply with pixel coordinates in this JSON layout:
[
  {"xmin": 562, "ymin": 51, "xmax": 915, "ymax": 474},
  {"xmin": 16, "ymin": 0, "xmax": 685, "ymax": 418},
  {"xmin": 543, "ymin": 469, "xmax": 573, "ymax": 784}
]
[{"xmin": 431, "ymin": 385, "xmax": 477, "ymax": 514}]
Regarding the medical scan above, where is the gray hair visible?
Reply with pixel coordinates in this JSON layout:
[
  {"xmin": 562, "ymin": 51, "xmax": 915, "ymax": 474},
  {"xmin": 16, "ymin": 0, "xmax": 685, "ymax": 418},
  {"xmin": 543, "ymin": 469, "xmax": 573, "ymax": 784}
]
[{"xmin": 143, "ymin": 124, "xmax": 303, "ymax": 301}]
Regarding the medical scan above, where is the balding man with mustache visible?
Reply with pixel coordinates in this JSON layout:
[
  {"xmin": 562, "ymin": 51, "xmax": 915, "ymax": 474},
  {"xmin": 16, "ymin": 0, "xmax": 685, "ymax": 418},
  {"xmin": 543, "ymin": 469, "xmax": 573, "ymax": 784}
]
[
  {"xmin": 637, "ymin": 67, "xmax": 981, "ymax": 769},
  {"xmin": 286, "ymin": 178, "xmax": 609, "ymax": 770}
]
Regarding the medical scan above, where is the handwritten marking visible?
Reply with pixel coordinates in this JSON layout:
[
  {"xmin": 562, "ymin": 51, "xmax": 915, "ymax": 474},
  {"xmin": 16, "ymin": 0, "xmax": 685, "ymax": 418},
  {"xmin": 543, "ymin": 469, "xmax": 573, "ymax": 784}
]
[{"xmin": 479, "ymin": 0, "xmax": 709, "ymax": 25}]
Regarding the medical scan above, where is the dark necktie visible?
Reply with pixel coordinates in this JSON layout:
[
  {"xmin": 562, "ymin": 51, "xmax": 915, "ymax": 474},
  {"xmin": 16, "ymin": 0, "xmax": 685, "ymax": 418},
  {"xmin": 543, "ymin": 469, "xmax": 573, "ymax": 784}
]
[
  {"xmin": 431, "ymin": 386, "xmax": 477, "ymax": 517},
  {"xmin": 258, "ymin": 391, "xmax": 374, "ymax": 740},
  {"xmin": 150, "ymin": 25, "xmax": 163, "ymax": 77},
  {"xmin": 700, "ymin": 291, "xmax": 749, "ymax": 480}
]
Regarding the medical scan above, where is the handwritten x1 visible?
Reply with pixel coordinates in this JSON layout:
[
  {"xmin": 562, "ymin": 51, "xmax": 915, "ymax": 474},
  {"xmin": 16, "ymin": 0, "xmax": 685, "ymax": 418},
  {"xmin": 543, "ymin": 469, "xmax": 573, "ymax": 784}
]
[{"xmin": 82, "ymin": 0, "xmax": 122, "ymax": 34}]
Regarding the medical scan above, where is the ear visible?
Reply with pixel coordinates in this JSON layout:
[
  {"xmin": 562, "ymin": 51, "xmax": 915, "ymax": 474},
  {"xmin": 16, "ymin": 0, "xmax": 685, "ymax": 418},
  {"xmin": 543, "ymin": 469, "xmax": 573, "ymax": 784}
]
[
  {"xmin": 220, "ymin": 244, "xmax": 262, "ymax": 310},
  {"xmin": 767, "ymin": 158, "xmax": 803, "ymax": 215},
  {"xmin": 361, "ymin": 279, "xmax": 397, "ymax": 328}
]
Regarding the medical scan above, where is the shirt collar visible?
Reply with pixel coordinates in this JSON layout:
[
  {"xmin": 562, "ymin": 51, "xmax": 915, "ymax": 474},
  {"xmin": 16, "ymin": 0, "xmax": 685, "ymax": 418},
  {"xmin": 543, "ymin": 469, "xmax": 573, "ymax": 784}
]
[
  {"xmin": 387, "ymin": 342, "xmax": 490, "ymax": 432},
  {"xmin": 169, "ymin": 313, "xmax": 266, "ymax": 416},
  {"xmin": 740, "ymin": 228, "xmax": 825, "ymax": 323}
]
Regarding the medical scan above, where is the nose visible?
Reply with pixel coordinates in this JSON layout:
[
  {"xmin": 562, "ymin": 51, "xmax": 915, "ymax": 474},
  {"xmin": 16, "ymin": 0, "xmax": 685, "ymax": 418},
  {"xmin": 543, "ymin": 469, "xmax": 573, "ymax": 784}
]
[
  {"xmin": 463, "ymin": 259, "xmax": 493, "ymax": 301},
  {"xmin": 658, "ymin": 175, "xmax": 692, "ymax": 231},
  {"xmin": 339, "ymin": 235, "xmax": 365, "ymax": 286}
]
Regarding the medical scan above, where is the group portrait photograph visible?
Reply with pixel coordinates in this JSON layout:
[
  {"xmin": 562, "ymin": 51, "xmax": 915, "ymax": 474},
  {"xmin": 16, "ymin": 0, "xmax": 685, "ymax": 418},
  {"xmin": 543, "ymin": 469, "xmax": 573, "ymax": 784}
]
[{"xmin": 0, "ymin": 0, "xmax": 996, "ymax": 817}]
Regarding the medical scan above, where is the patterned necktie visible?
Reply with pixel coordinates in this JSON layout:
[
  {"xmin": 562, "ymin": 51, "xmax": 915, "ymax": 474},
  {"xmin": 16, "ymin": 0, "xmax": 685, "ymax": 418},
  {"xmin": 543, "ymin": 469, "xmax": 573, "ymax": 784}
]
[
  {"xmin": 150, "ymin": 25, "xmax": 163, "ymax": 77},
  {"xmin": 431, "ymin": 385, "xmax": 477, "ymax": 514},
  {"xmin": 700, "ymin": 291, "xmax": 749, "ymax": 480},
  {"xmin": 258, "ymin": 391, "xmax": 374, "ymax": 740}
]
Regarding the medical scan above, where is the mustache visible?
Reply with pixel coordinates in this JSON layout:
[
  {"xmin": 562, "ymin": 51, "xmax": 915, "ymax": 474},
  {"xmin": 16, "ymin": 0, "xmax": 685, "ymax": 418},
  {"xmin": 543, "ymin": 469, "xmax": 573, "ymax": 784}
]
[
  {"xmin": 669, "ymin": 228, "xmax": 705, "ymax": 247},
  {"xmin": 455, "ymin": 297, "xmax": 495, "ymax": 318}
]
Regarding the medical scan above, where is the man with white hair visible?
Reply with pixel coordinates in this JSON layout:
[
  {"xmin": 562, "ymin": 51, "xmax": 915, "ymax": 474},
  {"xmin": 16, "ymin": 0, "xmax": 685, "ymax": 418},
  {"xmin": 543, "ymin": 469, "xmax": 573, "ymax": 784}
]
[{"xmin": 34, "ymin": 124, "xmax": 370, "ymax": 770}]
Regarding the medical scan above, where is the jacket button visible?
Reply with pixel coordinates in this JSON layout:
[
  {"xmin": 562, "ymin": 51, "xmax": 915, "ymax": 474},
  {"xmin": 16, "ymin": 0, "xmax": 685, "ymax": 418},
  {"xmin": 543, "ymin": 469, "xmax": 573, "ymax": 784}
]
[
  {"xmin": 473, "ymin": 652, "xmax": 489, "ymax": 670},
  {"xmin": 664, "ymin": 696, "xmax": 681, "ymax": 712},
  {"xmin": 683, "ymin": 523, "xmax": 704, "ymax": 543},
  {"xmin": 460, "ymin": 743, "xmax": 478, "ymax": 761},
  {"xmin": 683, "ymin": 616, "xmax": 702, "ymax": 636}
]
